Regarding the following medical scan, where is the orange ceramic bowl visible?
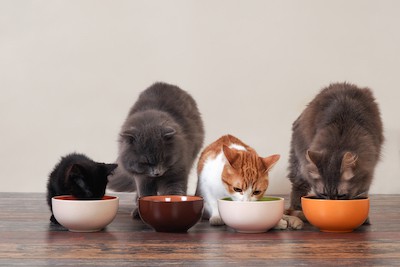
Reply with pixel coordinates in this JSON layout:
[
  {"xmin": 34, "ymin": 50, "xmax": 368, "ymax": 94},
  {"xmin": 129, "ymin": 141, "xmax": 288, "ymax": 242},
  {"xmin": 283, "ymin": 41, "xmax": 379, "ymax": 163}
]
[
  {"xmin": 301, "ymin": 195, "xmax": 369, "ymax": 233},
  {"xmin": 138, "ymin": 195, "xmax": 203, "ymax": 232}
]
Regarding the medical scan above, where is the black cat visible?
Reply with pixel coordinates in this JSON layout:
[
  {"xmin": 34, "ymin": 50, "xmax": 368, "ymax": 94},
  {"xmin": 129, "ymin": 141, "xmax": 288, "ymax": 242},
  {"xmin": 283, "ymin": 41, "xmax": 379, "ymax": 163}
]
[{"xmin": 47, "ymin": 153, "xmax": 117, "ymax": 224}]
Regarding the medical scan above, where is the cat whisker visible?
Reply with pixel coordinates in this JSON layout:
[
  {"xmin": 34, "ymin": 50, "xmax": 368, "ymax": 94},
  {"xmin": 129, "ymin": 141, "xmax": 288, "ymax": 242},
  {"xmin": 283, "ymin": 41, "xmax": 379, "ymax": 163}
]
[{"xmin": 352, "ymin": 191, "xmax": 368, "ymax": 199}]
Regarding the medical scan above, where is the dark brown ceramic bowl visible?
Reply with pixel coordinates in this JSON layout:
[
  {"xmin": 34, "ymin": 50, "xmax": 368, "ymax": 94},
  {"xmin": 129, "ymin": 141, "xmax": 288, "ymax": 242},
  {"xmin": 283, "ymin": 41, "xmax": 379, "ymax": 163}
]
[{"xmin": 138, "ymin": 195, "xmax": 204, "ymax": 232}]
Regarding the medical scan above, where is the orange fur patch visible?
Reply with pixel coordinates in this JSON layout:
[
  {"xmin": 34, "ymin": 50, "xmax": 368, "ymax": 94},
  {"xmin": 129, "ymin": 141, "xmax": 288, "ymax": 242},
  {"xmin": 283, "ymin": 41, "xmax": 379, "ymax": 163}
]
[{"xmin": 197, "ymin": 134, "xmax": 279, "ymax": 199}]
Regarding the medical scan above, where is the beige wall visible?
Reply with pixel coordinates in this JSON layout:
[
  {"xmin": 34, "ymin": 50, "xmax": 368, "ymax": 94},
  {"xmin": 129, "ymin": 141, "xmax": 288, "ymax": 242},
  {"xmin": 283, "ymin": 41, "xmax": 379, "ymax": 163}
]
[{"xmin": 1, "ymin": 0, "xmax": 399, "ymax": 194}]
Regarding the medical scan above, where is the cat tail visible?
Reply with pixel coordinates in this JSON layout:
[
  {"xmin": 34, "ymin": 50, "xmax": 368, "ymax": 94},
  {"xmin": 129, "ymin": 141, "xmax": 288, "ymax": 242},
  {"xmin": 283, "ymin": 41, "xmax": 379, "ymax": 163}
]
[{"xmin": 107, "ymin": 165, "xmax": 136, "ymax": 192}]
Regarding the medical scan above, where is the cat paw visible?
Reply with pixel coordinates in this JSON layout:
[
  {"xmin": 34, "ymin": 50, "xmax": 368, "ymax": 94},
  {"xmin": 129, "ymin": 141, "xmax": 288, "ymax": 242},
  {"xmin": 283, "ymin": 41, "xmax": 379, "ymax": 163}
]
[
  {"xmin": 282, "ymin": 214, "xmax": 304, "ymax": 230},
  {"xmin": 273, "ymin": 219, "xmax": 288, "ymax": 230},
  {"xmin": 131, "ymin": 208, "xmax": 141, "ymax": 220},
  {"xmin": 285, "ymin": 208, "xmax": 307, "ymax": 222},
  {"xmin": 210, "ymin": 216, "xmax": 225, "ymax": 226}
]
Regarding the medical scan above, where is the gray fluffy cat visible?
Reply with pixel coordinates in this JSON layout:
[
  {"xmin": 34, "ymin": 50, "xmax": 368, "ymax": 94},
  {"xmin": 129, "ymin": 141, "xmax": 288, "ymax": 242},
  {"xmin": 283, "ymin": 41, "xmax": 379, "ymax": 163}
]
[
  {"xmin": 287, "ymin": 83, "xmax": 384, "ymax": 216},
  {"xmin": 108, "ymin": 82, "xmax": 204, "ymax": 216}
]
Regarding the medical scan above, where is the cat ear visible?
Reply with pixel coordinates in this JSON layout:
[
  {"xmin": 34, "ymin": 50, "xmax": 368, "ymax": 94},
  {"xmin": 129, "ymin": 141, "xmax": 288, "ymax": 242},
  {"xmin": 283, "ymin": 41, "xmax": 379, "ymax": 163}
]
[
  {"xmin": 120, "ymin": 132, "xmax": 136, "ymax": 144},
  {"xmin": 341, "ymin": 152, "xmax": 358, "ymax": 181},
  {"xmin": 105, "ymin": 164, "xmax": 118, "ymax": 175},
  {"xmin": 222, "ymin": 145, "xmax": 240, "ymax": 167},
  {"xmin": 342, "ymin": 152, "xmax": 358, "ymax": 168},
  {"xmin": 306, "ymin": 150, "xmax": 322, "ymax": 166},
  {"xmin": 66, "ymin": 164, "xmax": 85, "ymax": 184},
  {"xmin": 162, "ymin": 127, "xmax": 176, "ymax": 140},
  {"xmin": 261, "ymin": 154, "xmax": 280, "ymax": 173},
  {"xmin": 68, "ymin": 164, "xmax": 84, "ymax": 177}
]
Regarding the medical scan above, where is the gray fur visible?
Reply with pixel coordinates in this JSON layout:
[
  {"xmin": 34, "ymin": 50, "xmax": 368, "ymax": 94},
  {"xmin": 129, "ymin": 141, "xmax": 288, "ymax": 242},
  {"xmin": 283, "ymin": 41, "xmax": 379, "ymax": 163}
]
[
  {"xmin": 287, "ymin": 83, "xmax": 384, "ymax": 211},
  {"xmin": 108, "ymin": 82, "xmax": 204, "ymax": 204}
]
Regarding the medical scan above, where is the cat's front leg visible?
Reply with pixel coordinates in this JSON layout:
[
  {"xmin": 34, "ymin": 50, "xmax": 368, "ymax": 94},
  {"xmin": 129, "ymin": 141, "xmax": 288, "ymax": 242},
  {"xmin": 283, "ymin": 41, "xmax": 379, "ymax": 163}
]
[
  {"xmin": 288, "ymin": 179, "xmax": 310, "ymax": 210},
  {"xmin": 286, "ymin": 178, "xmax": 310, "ymax": 221},
  {"xmin": 135, "ymin": 176, "xmax": 158, "ymax": 196},
  {"xmin": 133, "ymin": 177, "xmax": 158, "ymax": 219},
  {"xmin": 131, "ymin": 193, "xmax": 140, "ymax": 219},
  {"xmin": 157, "ymin": 175, "xmax": 188, "ymax": 195},
  {"xmin": 209, "ymin": 200, "xmax": 224, "ymax": 226},
  {"xmin": 200, "ymin": 188, "xmax": 224, "ymax": 226}
]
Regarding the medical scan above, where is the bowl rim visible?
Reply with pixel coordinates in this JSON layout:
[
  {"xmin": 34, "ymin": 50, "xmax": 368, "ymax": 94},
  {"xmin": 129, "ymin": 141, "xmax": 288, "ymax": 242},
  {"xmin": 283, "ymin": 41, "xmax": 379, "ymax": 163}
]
[
  {"xmin": 301, "ymin": 195, "xmax": 369, "ymax": 202},
  {"xmin": 218, "ymin": 196, "xmax": 284, "ymax": 203},
  {"xmin": 52, "ymin": 195, "xmax": 118, "ymax": 202},
  {"xmin": 139, "ymin": 195, "xmax": 203, "ymax": 203}
]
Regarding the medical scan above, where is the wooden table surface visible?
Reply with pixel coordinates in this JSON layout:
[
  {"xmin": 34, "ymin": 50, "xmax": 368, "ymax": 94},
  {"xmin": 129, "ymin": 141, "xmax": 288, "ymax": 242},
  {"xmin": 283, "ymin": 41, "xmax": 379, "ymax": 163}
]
[{"xmin": 1, "ymin": 193, "xmax": 399, "ymax": 266}]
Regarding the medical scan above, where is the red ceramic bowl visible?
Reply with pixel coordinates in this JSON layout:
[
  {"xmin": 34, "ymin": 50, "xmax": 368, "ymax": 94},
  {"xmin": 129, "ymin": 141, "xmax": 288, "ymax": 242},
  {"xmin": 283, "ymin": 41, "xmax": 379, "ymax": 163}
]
[{"xmin": 138, "ymin": 195, "xmax": 203, "ymax": 232}]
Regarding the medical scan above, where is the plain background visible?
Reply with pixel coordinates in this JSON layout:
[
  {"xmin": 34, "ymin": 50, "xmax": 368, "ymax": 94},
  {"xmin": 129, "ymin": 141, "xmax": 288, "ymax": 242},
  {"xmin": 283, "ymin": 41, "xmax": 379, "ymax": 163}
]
[{"xmin": 1, "ymin": 0, "xmax": 399, "ymax": 195}]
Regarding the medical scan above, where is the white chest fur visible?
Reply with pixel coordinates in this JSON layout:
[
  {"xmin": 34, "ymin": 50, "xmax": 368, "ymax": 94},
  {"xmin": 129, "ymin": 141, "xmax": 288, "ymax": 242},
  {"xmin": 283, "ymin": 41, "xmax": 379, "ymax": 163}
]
[{"xmin": 198, "ymin": 152, "xmax": 226, "ymax": 198}]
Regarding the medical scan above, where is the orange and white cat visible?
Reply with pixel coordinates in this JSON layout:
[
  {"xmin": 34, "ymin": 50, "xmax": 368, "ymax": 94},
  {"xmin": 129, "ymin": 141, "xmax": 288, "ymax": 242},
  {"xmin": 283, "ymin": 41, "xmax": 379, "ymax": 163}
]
[
  {"xmin": 196, "ymin": 134, "xmax": 304, "ymax": 230},
  {"xmin": 196, "ymin": 135, "xmax": 280, "ymax": 226}
]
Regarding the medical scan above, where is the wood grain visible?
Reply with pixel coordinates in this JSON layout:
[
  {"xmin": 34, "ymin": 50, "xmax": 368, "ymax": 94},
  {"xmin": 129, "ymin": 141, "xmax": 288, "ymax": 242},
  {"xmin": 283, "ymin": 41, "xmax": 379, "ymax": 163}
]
[{"xmin": 0, "ymin": 193, "xmax": 399, "ymax": 266}]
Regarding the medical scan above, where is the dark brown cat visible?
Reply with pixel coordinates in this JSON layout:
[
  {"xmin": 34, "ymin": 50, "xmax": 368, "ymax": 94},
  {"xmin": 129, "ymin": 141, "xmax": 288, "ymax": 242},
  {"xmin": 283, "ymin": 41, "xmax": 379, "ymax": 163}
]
[{"xmin": 287, "ymin": 83, "xmax": 384, "ymax": 215}]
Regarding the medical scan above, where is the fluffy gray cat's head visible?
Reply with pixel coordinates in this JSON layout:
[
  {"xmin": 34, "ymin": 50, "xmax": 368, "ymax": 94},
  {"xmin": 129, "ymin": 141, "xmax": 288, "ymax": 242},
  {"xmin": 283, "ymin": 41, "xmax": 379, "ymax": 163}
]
[{"xmin": 118, "ymin": 113, "xmax": 184, "ymax": 177}]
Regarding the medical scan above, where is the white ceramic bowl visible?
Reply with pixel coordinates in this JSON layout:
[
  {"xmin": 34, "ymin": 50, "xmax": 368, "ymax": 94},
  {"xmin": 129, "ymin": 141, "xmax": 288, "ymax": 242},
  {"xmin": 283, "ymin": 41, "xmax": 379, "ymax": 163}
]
[
  {"xmin": 52, "ymin": 195, "xmax": 119, "ymax": 232},
  {"xmin": 218, "ymin": 197, "xmax": 284, "ymax": 233}
]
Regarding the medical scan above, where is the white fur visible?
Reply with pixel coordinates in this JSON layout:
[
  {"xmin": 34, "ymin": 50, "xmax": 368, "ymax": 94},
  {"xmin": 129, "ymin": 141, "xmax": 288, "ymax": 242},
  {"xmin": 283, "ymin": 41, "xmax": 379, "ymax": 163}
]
[
  {"xmin": 198, "ymin": 152, "xmax": 227, "ymax": 225},
  {"xmin": 229, "ymin": 144, "xmax": 246, "ymax": 151}
]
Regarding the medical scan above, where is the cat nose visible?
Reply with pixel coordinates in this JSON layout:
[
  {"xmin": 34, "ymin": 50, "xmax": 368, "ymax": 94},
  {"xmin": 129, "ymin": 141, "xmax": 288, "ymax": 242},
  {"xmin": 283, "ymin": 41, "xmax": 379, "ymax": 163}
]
[
  {"xmin": 151, "ymin": 168, "xmax": 165, "ymax": 177},
  {"xmin": 241, "ymin": 195, "xmax": 251, "ymax": 201}
]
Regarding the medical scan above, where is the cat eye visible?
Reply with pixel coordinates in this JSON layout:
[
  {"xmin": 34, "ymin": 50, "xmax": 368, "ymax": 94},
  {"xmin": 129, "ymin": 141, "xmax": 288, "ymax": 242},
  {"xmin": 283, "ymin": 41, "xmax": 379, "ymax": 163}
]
[
  {"xmin": 253, "ymin": 190, "xmax": 262, "ymax": 195},
  {"xmin": 233, "ymin": 187, "xmax": 242, "ymax": 193}
]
